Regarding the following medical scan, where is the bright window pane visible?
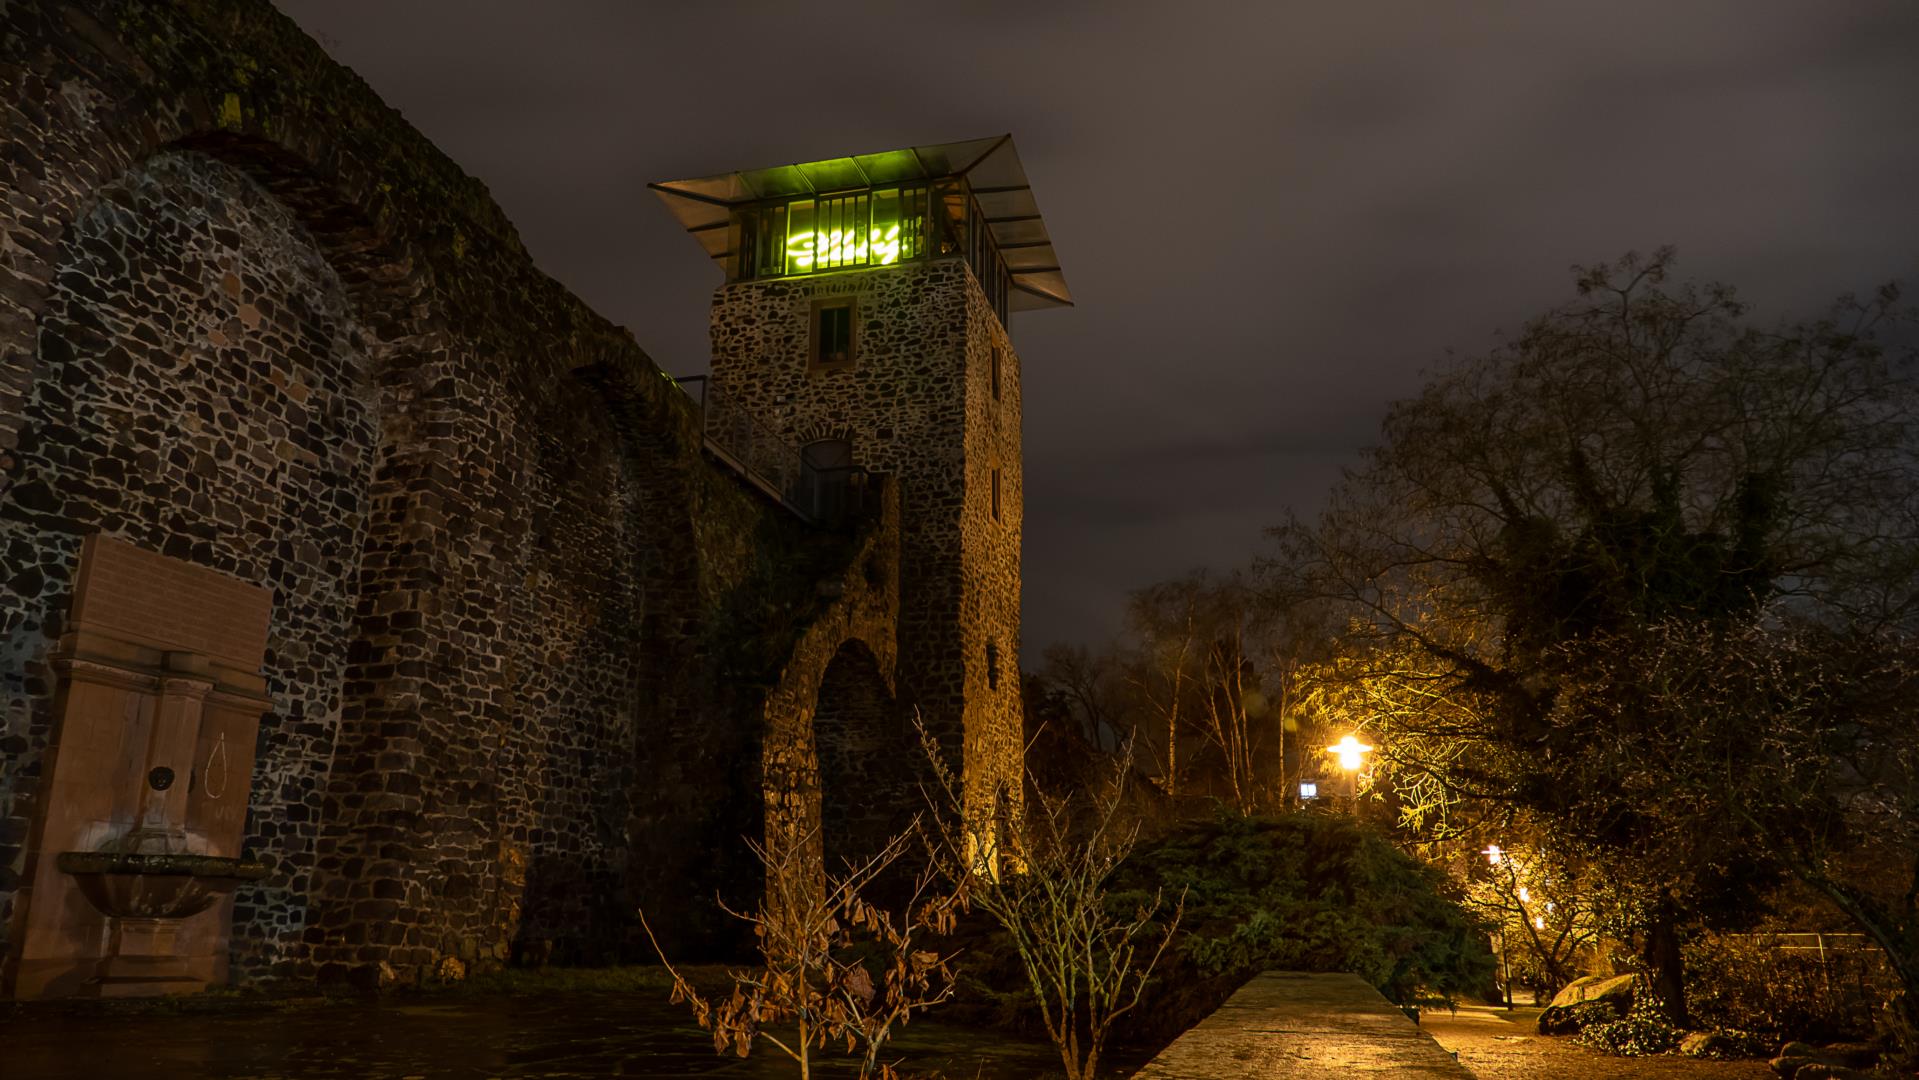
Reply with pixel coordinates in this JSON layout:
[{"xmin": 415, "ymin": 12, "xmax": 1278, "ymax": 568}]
[{"xmin": 786, "ymin": 200, "xmax": 817, "ymax": 271}]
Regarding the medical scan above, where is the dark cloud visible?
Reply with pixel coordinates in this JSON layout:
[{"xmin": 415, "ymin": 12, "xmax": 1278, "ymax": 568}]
[{"xmin": 274, "ymin": 0, "xmax": 1919, "ymax": 657}]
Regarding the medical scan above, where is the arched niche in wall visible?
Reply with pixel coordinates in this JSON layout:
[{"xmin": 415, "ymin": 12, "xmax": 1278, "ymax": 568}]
[{"xmin": 811, "ymin": 638, "xmax": 914, "ymax": 877}]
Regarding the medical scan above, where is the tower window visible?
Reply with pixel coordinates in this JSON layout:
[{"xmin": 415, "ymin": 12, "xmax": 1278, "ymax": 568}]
[
  {"xmin": 986, "ymin": 641, "xmax": 1001, "ymax": 691},
  {"xmin": 813, "ymin": 299, "xmax": 855, "ymax": 369}
]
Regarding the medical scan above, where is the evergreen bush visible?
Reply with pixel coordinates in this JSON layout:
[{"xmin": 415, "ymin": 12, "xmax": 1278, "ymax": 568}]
[{"xmin": 1110, "ymin": 812, "xmax": 1494, "ymax": 1007}]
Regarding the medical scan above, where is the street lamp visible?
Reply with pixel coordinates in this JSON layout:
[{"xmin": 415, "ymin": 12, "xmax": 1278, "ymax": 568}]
[
  {"xmin": 1483, "ymin": 842, "xmax": 1510, "ymax": 1007},
  {"xmin": 1326, "ymin": 735, "xmax": 1373, "ymax": 812},
  {"xmin": 1328, "ymin": 735, "xmax": 1373, "ymax": 772}
]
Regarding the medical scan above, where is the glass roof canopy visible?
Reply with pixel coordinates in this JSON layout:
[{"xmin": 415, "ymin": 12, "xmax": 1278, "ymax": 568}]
[{"xmin": 649, "ymin": 134, "xmax": 1072, "ymax": 312}]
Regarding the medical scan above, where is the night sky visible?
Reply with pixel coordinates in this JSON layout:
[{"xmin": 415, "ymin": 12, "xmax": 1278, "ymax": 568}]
[{"xmin": 273, "ymin": 1, "xmax": 1919, "ymax": 657}]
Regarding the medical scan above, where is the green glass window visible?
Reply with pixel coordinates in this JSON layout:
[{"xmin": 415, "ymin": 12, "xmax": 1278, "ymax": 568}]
[
  {"xmin": 739, "ymin": 185, "xmax": 926, "ymax": 278},
  {"xmin": 730, "ymin": 181, "xmax": 1007, "ymax": 320}
]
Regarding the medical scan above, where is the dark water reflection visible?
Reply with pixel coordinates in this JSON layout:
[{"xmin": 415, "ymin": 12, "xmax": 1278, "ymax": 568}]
[{"xmin": 1, "ymin": 992, "xmax": 1094, "ymax": 1078}]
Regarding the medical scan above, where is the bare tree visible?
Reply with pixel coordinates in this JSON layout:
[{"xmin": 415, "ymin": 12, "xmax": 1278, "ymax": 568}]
[
  {"xmin": 920, "ymin": 723, "xmax": 1183, "ymax": 1080},
  {"xmin": 1038, "ymin": 642, "xmax": 1123, "ymax": 751},
  {"xmin": 1127, "ymin": 572, "xmax": 1302, "ymax": 814},
  {"xmin": 1465, "ymin": 839, "xmax": 1607, "ymax": 1000},
  {"xmin": 1125, "ymin": 584, "xmax": 1196, "ymax": 798},
  {"xmin": 642, "ymin": 827, "xmax": 960, "ymax": 1080}
]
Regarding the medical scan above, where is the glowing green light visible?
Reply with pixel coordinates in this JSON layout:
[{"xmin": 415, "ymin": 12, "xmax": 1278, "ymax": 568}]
[{"xmin": 786, "ymin": 225, "xmax": 903, "ymax": 272}]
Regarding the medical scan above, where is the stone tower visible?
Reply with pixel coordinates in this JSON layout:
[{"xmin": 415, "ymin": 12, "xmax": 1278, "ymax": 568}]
[{"xmin": 652, "ymin": 136, "xmax": 1071, "ymax": 848}]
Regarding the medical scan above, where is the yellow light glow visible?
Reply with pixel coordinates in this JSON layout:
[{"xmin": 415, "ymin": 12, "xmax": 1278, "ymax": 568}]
[
  {"xmin": 1484, "ymin": 844, "xmax": 1503, "ymax": 866},
  {"xmin": 1326, "ymin": 735, "xmax": 1373, "ymax": 772}
]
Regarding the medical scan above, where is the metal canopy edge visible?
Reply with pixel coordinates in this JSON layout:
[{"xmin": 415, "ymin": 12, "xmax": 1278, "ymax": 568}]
[{"xmin": 651, "ymin": 134, "xmax": 1072, "ymax": 310}]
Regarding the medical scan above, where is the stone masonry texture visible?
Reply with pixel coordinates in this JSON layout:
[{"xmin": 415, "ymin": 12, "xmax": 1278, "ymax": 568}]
[
  {"xmin": 0, "ymin": 0, "xmax": 985, "ymax": 993},
  {"xmin": 709, "ymin": 261, "xmax": 1025, "ymax": 843}
]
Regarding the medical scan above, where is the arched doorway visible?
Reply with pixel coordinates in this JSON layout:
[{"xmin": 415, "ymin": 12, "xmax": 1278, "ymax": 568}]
[
  {"xmin": 812, "ymin": 639, "xmax": 913, "ymax": 875},
  {"xmin": 801, "ymin": 438, "xmax": 856, "ymax": 523}
]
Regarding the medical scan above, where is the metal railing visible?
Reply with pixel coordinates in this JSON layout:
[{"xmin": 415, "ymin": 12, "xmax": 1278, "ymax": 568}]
[{"xmin": 673, "ymin": 375, "xmax": 875, "ymax": 525}]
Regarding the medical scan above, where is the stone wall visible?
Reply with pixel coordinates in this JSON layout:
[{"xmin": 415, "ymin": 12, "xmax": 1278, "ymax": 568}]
[
  {"xmin": 1, "ymin": 147, "xmax": 376, "ymax": 975},
  {"xmin": 958, "ymin": 270, "xmax": 1025, "ymax": 825},
  {"xmin": 0, "ymin": 0, "xmax": 904, "ymax": 990}
]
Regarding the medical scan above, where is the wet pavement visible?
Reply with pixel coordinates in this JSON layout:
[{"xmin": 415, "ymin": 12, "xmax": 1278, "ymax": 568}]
[{"xmin": 0, "ymin": 990, "xmax": 1072, "ymax": 1079}]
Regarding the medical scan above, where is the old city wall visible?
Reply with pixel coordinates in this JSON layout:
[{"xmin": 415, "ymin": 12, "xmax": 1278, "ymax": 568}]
[{"xmin": 0, "ymin": 0, "xmax": 890, "ymax": 989}]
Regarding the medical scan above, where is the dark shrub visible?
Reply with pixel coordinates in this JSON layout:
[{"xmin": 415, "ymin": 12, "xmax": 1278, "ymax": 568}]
[
  {"xmin": 1685, "ymin": 933, "xmax": 1889, "ymax": 1043},
  {"xmin": 1102, "ymin": 811, "xmax": 1494, "ymax": 1045},
  {"xmin": 1539, "ymin": 999, "xmax": 1622, "ymax": 1035},
  {"xmin": 1576, "ymin": 988, "xmax": 1686, "ymax": 1056}
]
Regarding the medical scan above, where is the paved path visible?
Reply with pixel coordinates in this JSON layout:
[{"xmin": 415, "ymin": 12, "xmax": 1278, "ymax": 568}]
[
  {"xmin": 1135, "ymin": 971, "xmax": 1476, "ymax": 1078},
  {"xmin": 1422, "ymin": 1003, "xmax": 1773, "ymax": 1080}
]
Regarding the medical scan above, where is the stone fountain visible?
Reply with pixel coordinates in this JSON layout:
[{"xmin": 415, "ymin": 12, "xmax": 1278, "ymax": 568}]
[{"xmin": 3, "ymin": 534, "xmax": 273, "ymax": 998}]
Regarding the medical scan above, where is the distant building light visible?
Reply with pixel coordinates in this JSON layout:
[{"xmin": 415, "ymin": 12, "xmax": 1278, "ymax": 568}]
[
  {"xmin": 1299, "ymin": 780, "xmax": 1319, "ymax": 800},
  {"xmin": 1484, "ymin": 844, "xmax": 1503, "ymax": 866}
]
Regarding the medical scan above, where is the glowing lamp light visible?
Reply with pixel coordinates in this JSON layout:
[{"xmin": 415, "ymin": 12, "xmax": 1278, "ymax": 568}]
[
  {"xmin": 1517, "ymin": 886, "xmax": 1530, "ymax": 902},
  {"xmin": 1299, "ymin": 780, "xmax": 1318, "ymax": 800},
  {"xmin": 1533, "ymin": 915, "xmax": 1546, "ymax": 930},
  {"xmin": 1327, "ymin": 735, "xmax": 1374, "ymax": 772},
  {"xmin": 1484, "ymin": 844, "xmax": 1503, "ymax": 866}
]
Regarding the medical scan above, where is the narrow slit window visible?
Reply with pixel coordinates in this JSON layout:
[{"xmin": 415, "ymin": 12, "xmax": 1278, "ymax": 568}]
[{"xmin": 990, "ymin": 344, "xmax": 1002, "ymax": 401}]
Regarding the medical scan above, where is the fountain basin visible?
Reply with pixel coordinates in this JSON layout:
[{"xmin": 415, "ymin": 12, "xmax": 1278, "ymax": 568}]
[{"xmin": 56, "ymin": 852, "xmax": 269, "ymax": 921}]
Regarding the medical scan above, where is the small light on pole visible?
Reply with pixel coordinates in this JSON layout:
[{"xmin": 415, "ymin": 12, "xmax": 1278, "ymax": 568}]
[
  {"xmin": 1327, "ymin": 735, "xmax": 1374, "ymax": 772},
  {"xmin": 1325, "ymin": 735, "xmax": 1373, "ymax": 813},
  {"xmin": 1484, "ymin": 840, "xmax": 1509, "ymax": 1008}
]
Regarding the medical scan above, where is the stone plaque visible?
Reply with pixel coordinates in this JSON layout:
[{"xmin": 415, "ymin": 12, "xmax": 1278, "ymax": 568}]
[{"xmin": 67, "ymin": 534, "xmax": 272, "ymax": 670}]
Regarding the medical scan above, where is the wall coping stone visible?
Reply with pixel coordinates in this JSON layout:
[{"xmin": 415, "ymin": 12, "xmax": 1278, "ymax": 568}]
[{"xmin": 1134, "ymin": 971, "xmax": 1476, "ymax": 1079}]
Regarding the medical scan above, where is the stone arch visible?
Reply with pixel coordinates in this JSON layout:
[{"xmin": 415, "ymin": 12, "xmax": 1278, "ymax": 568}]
[
  {"xmin": 792, "ymin": 422, "xmax": 858, "ymax": 449},
  {"xmin": 0, "ymin": 99, "xmax": 437, "ymax": 469},
  {"xmin": 0, "ymin": 142, "xmax": 413, "ymax": 979},
  {"xmin": 811, "ymin": 638, "xmax": 913, "ymax": 874},
  {"xmin": 0, "ymin": 46, "xmax": 450, "ymax": 980}
]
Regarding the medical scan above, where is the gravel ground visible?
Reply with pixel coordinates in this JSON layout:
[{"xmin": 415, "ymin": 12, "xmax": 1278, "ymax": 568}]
[{"xmin": 1421, "ymin": 1003, "xmax": 1777, "ymax": 1080}]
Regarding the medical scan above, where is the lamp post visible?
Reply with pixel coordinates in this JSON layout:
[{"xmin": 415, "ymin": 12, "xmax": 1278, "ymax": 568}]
[
  {"xmin": 1326, "ymin": 735, "xmax": 1373, "ymax": 815},
  {"xmin": 1484, "ymin": 844, "xmax": 1512, "ymax": 1010}
]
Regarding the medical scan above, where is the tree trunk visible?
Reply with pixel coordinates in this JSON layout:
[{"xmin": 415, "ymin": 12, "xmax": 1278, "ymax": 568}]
[{"xmin": 1640, "ymin": 896, "xmax": 1688, "ymax": 1027}]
